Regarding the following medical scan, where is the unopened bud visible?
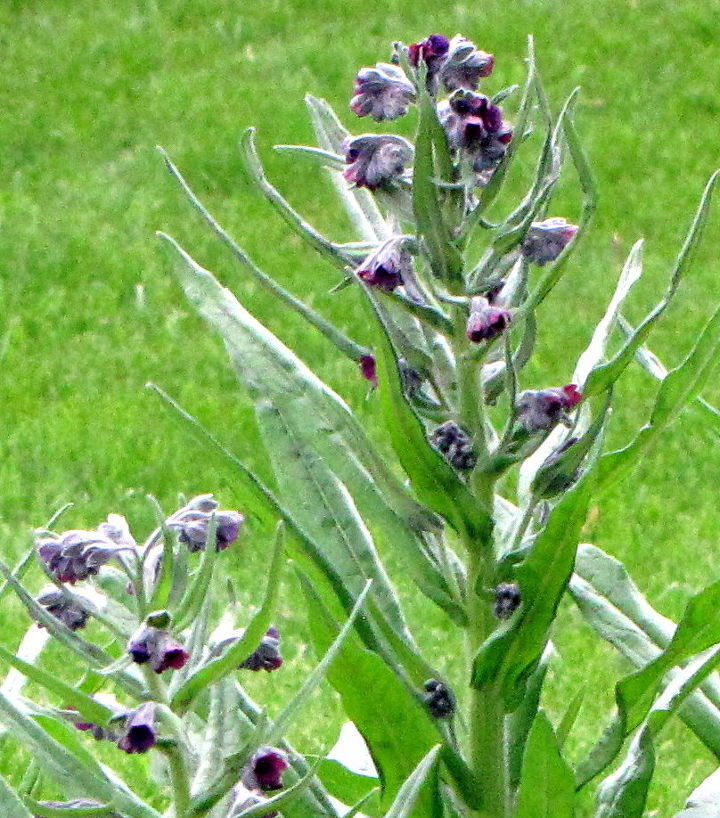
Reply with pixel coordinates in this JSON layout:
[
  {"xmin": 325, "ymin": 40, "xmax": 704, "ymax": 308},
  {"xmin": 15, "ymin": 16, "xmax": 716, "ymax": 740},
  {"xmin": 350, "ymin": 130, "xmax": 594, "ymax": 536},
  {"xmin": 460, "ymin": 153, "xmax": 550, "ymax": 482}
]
[
  {"xmin": 515, "ymin": 385, "xmax": 582, "ymax": 432},
  {"xmin": 243, "ymin": 747, "xmax": 289, "ymax": 792},
  {"xmin": 239, "ymin": 626, "xmax": 283, "ymax": 672},
  {"xmin": 423, "ymin": 678, "xmax": 456, "ymax": 718},
  {"xmin": 429, "ymin": 421, "xmax": 477, "ymax": 471},
  {"xmin": 494, "ymin": 582, "xmax": 521, "ymax": 619},
  {"xmin": 359, "ymin": 354, "xmax": 378, "ymax": 387},
  {"xmin": 521, "ymin": 218, "xmax": 578, "ymax": 265},
  {"xmin": 36, "ymin": 587, "xmax": 89, "ymax": 631},
  {"xmin": 466, "ymin": 296, "xmax": 512, "ymax": 343}
]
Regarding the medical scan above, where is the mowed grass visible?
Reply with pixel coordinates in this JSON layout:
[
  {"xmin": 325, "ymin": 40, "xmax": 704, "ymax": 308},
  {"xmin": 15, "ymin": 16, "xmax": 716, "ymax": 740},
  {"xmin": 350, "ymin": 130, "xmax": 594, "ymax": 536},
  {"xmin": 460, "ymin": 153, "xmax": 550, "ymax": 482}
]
[{"xmin": 1, "ymin": 0, "xmax": 720, "ymax": 813}]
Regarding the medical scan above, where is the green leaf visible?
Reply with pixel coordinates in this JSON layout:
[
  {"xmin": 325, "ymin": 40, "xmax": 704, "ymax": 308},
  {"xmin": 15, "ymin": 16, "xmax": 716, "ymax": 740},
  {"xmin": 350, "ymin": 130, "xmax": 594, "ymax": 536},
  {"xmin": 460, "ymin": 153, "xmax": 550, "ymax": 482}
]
[
  {"xmin": 472, "ymin": 477, "xmax": 592, "ymax": 708},
  {"xmin": 383, "ymin": 745, "xmax": 442, "ymax": 818},
  {"xmin": 0, "ymin": 773, "xmax": 34, "ymax": 818},
  {"xmin": 171, "ymin": 525, "xmax": 284, "ymax": 711},
  {"xmin": 25, "ymin": 801, "xmax": 117, "ymax": 818},
  {"xmin": 299, "ymin": 575, "xmax": 441, "ymax": 813},
  {"xmin": 515, "ymin": 712, "xmax": 575, "ymax": 818},
  {"xmin": 599, "ymin": 299, "xmax": 720, "ymax": 489},
  {"xmin": 315, "ymin": 759, "xmax": 379, "ymax": 816}
]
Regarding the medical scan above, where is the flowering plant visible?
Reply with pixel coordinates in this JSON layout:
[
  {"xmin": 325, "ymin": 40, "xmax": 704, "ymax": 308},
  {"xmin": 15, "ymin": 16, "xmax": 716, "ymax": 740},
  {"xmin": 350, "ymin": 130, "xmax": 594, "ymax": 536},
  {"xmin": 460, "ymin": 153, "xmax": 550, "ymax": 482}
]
[{"xmin": 2, "ymin": 30, "xmax": 720, "ymax": 818}]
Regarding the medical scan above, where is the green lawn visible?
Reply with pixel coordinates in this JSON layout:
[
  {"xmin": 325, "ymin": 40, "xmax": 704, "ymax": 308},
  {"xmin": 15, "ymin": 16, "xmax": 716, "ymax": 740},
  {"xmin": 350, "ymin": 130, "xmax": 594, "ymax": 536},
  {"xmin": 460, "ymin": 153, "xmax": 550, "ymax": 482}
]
[{"xmin": 1, "ymin": 0, "xmax": 720, "ymax": 813}]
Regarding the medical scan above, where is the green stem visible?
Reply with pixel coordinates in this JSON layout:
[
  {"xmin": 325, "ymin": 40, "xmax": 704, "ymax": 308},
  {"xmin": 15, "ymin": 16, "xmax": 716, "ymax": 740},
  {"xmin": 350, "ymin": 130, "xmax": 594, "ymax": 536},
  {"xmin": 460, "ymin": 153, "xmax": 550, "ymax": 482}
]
[{"xmin": 163, "ymin": 745, "xmax": 191, "ymax": 818}]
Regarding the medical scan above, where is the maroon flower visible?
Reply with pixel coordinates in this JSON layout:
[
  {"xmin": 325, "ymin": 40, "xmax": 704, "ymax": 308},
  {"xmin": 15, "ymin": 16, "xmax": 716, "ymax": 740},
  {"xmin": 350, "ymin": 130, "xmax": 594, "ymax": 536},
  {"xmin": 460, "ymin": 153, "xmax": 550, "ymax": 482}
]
[
  {"xmin": 36, "ymin": 587, "xmax": 89, "ymax": 631},
  {"xmin": 342, "ymin": 134, "xmax": 413, "ymax": 191},
  {"xmin": 127, "ymin": 625, "xmax": 189, "ymax": 674},
  {"xmin": 350, "ymin": 62, "xmax": 415, "ymax": 121},
  {"xmin": 516, "ymin": 384, "xmax": 582, "ymax": 432},
  {"xmin": 239, "ymin": 626, "xmax": 283, "ymax": 672},
  {"xmin": 466, "ymin": 296, "xmax": 512, "ymax": 343},
  {"xmin": 439, "ymin": 91, "xmax": 512, "ymax": 174},
  {"xmin": 521, "ymin": 217, "xmax": 579, "ymax": 265},
  {"xmin": 171, "ymin": 505, "xmax": 245, "ymax": 552},
  {"xmin": 359, "ymin": 354, "xmax": 377, "ymax": 387},
  {"xmin": 37, "ymin": 529, "xmax": 127, "ymax": 585},
  {"xmin": 408, "ymin": 34, "xmax": 450, "ymax": 92},
  {"xmin": 117, "ymin": 703, "xmax": 156, "ymax": 754},
  {"xmin": 243, "ymin": 747, "xmax": 289, "ymax": 792},
  {"xmin": 440, "ymin": 35, "xmax": 494, "ymax": 91},
  {"xmin": 355, "ymin": 238, "xmax": 412, "ymax": 291}
]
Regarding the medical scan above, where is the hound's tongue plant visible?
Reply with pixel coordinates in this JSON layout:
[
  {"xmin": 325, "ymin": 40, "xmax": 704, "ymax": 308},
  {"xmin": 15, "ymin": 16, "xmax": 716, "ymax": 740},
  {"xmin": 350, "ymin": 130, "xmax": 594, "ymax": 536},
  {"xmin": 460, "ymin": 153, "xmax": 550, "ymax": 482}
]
[{"xmin": 1, "ymin": 30, "xmax": 720, "ymax": 818}]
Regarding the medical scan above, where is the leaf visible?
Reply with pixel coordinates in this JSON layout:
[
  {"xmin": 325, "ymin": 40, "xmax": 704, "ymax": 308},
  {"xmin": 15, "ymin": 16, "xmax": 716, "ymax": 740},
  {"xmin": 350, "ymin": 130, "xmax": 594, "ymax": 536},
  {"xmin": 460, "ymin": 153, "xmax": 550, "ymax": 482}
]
[
  {"xmin": 382, "ymin": 745, "xmax": 442, "ymax": 818},
  {"xmin": 515, "ymin": 712, "xmax": 575, "ymax": 818},
  {"xmin": 0, "ymin": 773, "xmax": 34, "ymax": 818},
  {"xmin": 299, "ymin": 575, "xmax": 441, "ymax": 813},
  {"xmin": 26, "ymin": 801, "xmax": 117, "ymax": 817},
  {"xmin": 0, "ymin": 625, "xmax": 49, "ymax": 699},
  {"xmin": 674, "ymin": 768, "xmax": 720, "ymax": 817},
  {"xmin": 472, "ymin": 477, "xmax": 592, "ymax": 709},
  {"xmin": 599, "ymin": 299, "xmax": 720, "ymax": 489}
]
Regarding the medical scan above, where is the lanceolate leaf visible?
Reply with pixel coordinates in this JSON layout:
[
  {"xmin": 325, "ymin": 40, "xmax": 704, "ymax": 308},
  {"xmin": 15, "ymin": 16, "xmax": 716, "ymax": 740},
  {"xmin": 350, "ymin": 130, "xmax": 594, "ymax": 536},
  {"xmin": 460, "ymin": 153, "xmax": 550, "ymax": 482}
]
[
  {"xmin": 383, "ymin": 746, "xmax": 442, "ymax": 818},
  {"xmin": 0, "ymin": 773, "xmax": 33, "ymax": 818},
  {"xmin": 515, "ymin": 712, "xmax": 575, "ymax": 818}
]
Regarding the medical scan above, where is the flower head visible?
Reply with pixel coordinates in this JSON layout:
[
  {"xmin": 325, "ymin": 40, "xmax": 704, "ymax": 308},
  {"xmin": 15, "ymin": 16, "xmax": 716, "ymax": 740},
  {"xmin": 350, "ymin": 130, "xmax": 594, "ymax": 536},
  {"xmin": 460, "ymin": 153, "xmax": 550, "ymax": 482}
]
[
  {"xmin": 439, "ymin": 91, "xmax": 512, "ymax": 174},
  {"xmin": 440, "ymin": 35, "xmax": 494, "ymax": 91},
  {"xmin": 239, "ymin": 626, "xmax": 283, "ymax": 672},
  {"xmin": 423, "ymin": 678, "xmax": 456, "ymax": 718},
  {"xmin": 494, "ymin": 582, "xmax": 522, "ymax": 619},
  {"xmin": 521, "ymin": 217, "xmax": 579, "ymax": 265},
  {"xmin": 36, "ymin": 586, "xmax": 89, "ymax": 631},
  {"xmin": 37, "ymin": 529, "xmax": 128, "ymax": 585},
  {"xmin": 515, "ymin": 384, "xmax": 582, "ymax": 432},
  {"xmin": 343, "ymin": 134, "xmax": 413, "ymax": 191},
  {"xmin": 243, "ymin": 747, "xmax": 289, "ymax": 792},
  {"xmin": 466, "ymin": 296, "xmax": 512, "ymax": 343},
  {"xmin": 429, "ymin": 421, "xmax": 477, "ymax": 472},
  {"xmin": 169, "ymin": 497, "xmax": 244, "ymax": 552},
  {"xmin": 355, "ymin": 238, "xmax": 412, "ymax": 291},
  {"xmin": 350, "ymin": 62, "xmax": 415, "ymax": 121},
  {"xmin": 408, "ymin": 34, "xmax": 450, "ymax": 92},
  {"xmin": 127, "ymin": 624, "xmax": 189, "ymax": 674},
  {"xmin": 117, "ymin": 702, "xmax": 156, "ymax": 754}
]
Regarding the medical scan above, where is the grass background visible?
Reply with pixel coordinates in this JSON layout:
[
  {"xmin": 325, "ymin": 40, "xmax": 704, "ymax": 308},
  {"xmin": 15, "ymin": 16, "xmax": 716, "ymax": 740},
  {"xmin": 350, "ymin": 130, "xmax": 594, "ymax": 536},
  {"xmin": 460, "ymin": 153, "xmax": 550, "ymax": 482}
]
[{"xmin": 1, "ymin": 0, "xmax": 720, "ymax": 813}]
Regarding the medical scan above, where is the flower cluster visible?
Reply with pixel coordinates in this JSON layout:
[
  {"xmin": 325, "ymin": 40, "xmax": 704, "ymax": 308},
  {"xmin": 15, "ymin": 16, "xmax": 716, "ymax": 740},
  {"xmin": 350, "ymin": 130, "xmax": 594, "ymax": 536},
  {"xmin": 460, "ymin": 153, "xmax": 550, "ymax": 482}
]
[
  {"xmin": 167, "ymin": 494, "xmax": 245, "ymax": 552},
  {"xmin": 37, "ymin": 529, "xmax": 127, "ymax": 584}
]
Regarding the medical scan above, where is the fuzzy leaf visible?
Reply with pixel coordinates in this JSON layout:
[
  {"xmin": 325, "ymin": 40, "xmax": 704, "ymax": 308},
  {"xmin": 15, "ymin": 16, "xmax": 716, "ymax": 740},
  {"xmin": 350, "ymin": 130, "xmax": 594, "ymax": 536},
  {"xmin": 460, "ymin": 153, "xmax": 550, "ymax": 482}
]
[
  {"xmin": 382, "ymin": 745, "xmax": 442, "ymax": 818},
  {"xmin": 0, "ymin": 773, "xmax": 33, "ymax": 818}
]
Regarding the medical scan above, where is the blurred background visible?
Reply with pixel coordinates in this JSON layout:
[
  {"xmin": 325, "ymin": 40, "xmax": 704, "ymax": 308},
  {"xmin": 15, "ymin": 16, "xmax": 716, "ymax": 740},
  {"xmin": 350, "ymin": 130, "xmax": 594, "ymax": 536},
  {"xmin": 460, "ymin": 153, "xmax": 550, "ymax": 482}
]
[{"xmin": 1, "ymin": 0, "xmax": 719, "ymax": 812}]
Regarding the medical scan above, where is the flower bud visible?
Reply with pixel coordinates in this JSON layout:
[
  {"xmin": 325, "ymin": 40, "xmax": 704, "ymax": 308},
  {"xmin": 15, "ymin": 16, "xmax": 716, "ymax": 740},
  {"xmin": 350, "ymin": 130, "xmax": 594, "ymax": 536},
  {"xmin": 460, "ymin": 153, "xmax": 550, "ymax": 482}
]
[
  {"xmin": 359, "ymin": 354, "xmax": 378, "ymax": 387},
  {"xmin": 408, "ymin": 34, "xmax": 450, "ymax": 92},
  {"xmin": 429, "ymin": 421, "xmax": 477, "ymax": 472},
  {"xmin": 117, "ymin": 702, "xmax": 157, "ymax": 754},
  {"xmin": 343, "ymin": 134, "xmax": 413, "ymax": 191},
  {"xmin": 534, "ymin": 436, "xmax": 583, "ymax": 498},
  {"xmin": 36, "ymin": 529, "xmax": 128, "ymax": 585},
  {"xmin": 350, "ymin": 62, "xmax": 415, "ymax": 121},
  {"xmin": 440, "ymin": 35, "xmax": 494, "ymax": 91},
  {"xmin": 239, "ymin": 626, "xmax": 283, "ymax": 672},
  {"xmin": 127, "ymin": 624, "xmax": 189, "ymax": 673},
  {"xmin": 423, "ymin": 678, "xmax": 456, "ymax": 718},
  {"xmin": 355, "ymin": 238, "xmax": 412, "ymax": 291},
  {"xmin": 494, "ymin": 582, "xmax": 521, "ymax": 619},
  {"xmin": 466, "ymin": 296, "xmax": 512, "ymax": 343},
  {"xmin": 36, "ymin": 586, "xmax": 89, "ymax": 631},
  {"xmin": 515, "ymin": 384, "xmax": 582, "ymax": 432},
  {"xmin": 399, "ymin": 358, "xmax": 423, "ymax": 397},
  {"xmin": 521, "ymin": 217, "xmax": 579, "ymax": 265},
  {"xmin": 438, "ymin": 91, "xmax": 512, "ymax": 174},
  {"xmin": 243, "ymin": 747, "xmax": 289, "ymax": 792}
]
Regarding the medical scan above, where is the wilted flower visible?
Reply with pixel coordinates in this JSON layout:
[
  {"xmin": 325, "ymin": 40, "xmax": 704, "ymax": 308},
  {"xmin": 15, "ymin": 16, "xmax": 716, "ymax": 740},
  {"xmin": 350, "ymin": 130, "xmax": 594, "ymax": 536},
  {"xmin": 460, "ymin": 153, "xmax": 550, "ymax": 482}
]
[
  {"xmin": 117, "ymin": 702, "xmax": 157, "ymax": 754},
  {"xmin": 423, "ymin": 678, "xmax": 456, "ymax": 718},
  {"xmin": 343, "ymin": 134, "xmax": 413, "ymax": 191},
  {"xmin": 439, "ymin": 91, "xmax": 512, "ymax": 174},
  {"xmin": 36, "ymin": 586, "xmax": 89, "ymax": 631},
  {"xmin": 515, "ymin": 384, "xmax": 582, "ymax": 432},
  {"xmin": 521, "ymin": 217, "xmax": 579, "ymax": 265},
  {"xmin": 239, "ymin": 626, "xmax": 283, "ymax": 672},
  {"xmin": 356, "ymin": 238, "xmax": 412, "ymax": 291},
  {"xmin": 408, "ymin": 33, "xmax": 450, "ymax": 92},
  {"xmin": 440, "ymin": 34, "xmax": 494, "ymax": 91},
  {"xmin": 243, "ymin": 747, "xmax": 289, "ymax": 792},
  {"xmin": 169, "ymin": 500, "xmax": 244, "ymax": 553},
  {"xmin": 127, "ymin": 624, "xmax": 189, "ymax": 673},
  {"xmin": 350, "ymin": 62, "xmax": 415, "ymax": 121},
  {"xmin": 466, "ymin": 296, "xmax": 512, "ymax": 343},
  {"xmin": 494, "ymin": 582, "xmax": 522, "ymax": 619},
  {"xmin": 429, "ymin": 421, "xmax": 477, "ymax": 471},
  {"xmin": 37, "ymin": 529, "xmax": 129, "ymax": 585}
]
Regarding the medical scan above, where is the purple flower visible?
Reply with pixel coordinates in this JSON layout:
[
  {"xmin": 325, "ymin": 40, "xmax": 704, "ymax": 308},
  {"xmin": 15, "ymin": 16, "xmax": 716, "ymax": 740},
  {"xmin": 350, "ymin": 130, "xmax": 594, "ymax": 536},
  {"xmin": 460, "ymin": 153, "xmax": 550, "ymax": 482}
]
[
  {"xmin": 117, "ymin": 703, "xmax": 156, "ymax": 754},
  {"xmin": 466, "ymin": 296, "xmax": 512, "ymax": 343},
  {"xmin": 439, "ymin": 92, "xmax": 513, "ymax": 174},
  {"xmin": 342, "ymin": 134, "xmax": 413, "ymax": 191},
  {"xmin": 408, "ymin": 34, "xmax": 450, "ymax": 92},
  {"xmin": 521, "ymin": 217, "xmax": 579, "ymax": 265},
  {"xmin": 494, "ymin": 583, "xmax": 521, "ymax": 619},
  {"xmin": 36, "ymin": 529, "xmax": 128, "ymax": 585},
  {"xmin": 36, "ymin": 587, "xmax": 89, "ymax": 631},
  {"xmin": 429, "ymin": 421, "xmax": 476, "ymax": 472},
  {"xmin": 243, "ymin": 747, "xmax": 289, "ymax": 792},
  {"xmin": 423, "ymin": 679, "xmax": 456, "ymax": 719},
  {"xmin": 350, "ymin": 62, "xmax": 415, "ymax": 121},
  {"xmin": 170, "ymin": 503, "xmax": 245, "ymax": 553},
  {"xmin": 516, "ymin": 384, "xmax": 582, "ymax": 432},
  {"xmin": 355, "ymin": 239, "xmax": 412, "ymax": 291},
  {"xmin": 239, "ymin": 626, "xmax": 283, "ymax": 672},
  {"xmin": 359, "ymin": 354, "xmax": 377, "ymax": 387},
  {"xmin": 127, "ymin": 625, "xmax": 189, "ymax": 674},
  {"xmin": 440, "ymin": 35, "xmax": 494, "ymax": 91}
]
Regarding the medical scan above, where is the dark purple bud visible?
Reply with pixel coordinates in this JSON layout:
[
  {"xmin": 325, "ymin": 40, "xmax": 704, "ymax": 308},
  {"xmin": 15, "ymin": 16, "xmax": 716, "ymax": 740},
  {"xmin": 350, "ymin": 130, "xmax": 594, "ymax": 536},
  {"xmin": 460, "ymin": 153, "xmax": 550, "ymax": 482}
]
[
  {"xmin": 239, "ymin": 626, "xmax": 284, "ymax": 672},
  {"xmin": 359, "ymin": 354, "xmax": 378, "ymax": 387},
  {"xmin": 521, "ymin": 217, "xmax": 579, "ymax": 265},
  {"xmin": 466, "ymin": 296, "xmax": 512, "ymax": 343},
  {"xmin": 127, "ymin": 625, "xmax": 189, "ymax": 674},
  {"xmin": 408, "ymin": 34, "xmax": 450, "ymax": 92},
  {"xmin": 355, "ymin": 238, "xmax": 412, "ymax": 291},
  {"xmin": 440, "ymin": 35, "xmax": 494, "ymax": 91},
  {"xmin": 515, "ymin": 384, "xmax": 582, "ymax": 432},
  {"xmin": 535, "ymin": 436, "xmax": 583, "ymax": 497},
  {"xmin": 243, "ymin": 747, "xmax": 289, "ymax": 792},
  {"xmin": 494, "ymin": 582, "xmax": 522, "ymax": 619},
  {"xmin": 429, "ymin": 421, "xmax": 477, "ymax": 472},
  {"xmin": 350, "ymin": 62, "xmax": 415, "ymax": 122},
  {"xmin": 398, "ymin": 358, "xmax": 423, "ymax": 397},
  {"xmin": 36, "ymin": 529, "xmax": 128, "ymax": 584},
  {"xmin": 423, "ymin": 678, "xmax": 456, "ymax": 718},
  {"xmin": 36, "ymin": 587, "xmax": 89, "ymax": 631},
  {"xmin": 343, "ymin": 134, "xmax": 413, "ymax": 191},
  {"xmin": 117, "ymin": 702, "xmax": 157, "ymax": 754}
]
